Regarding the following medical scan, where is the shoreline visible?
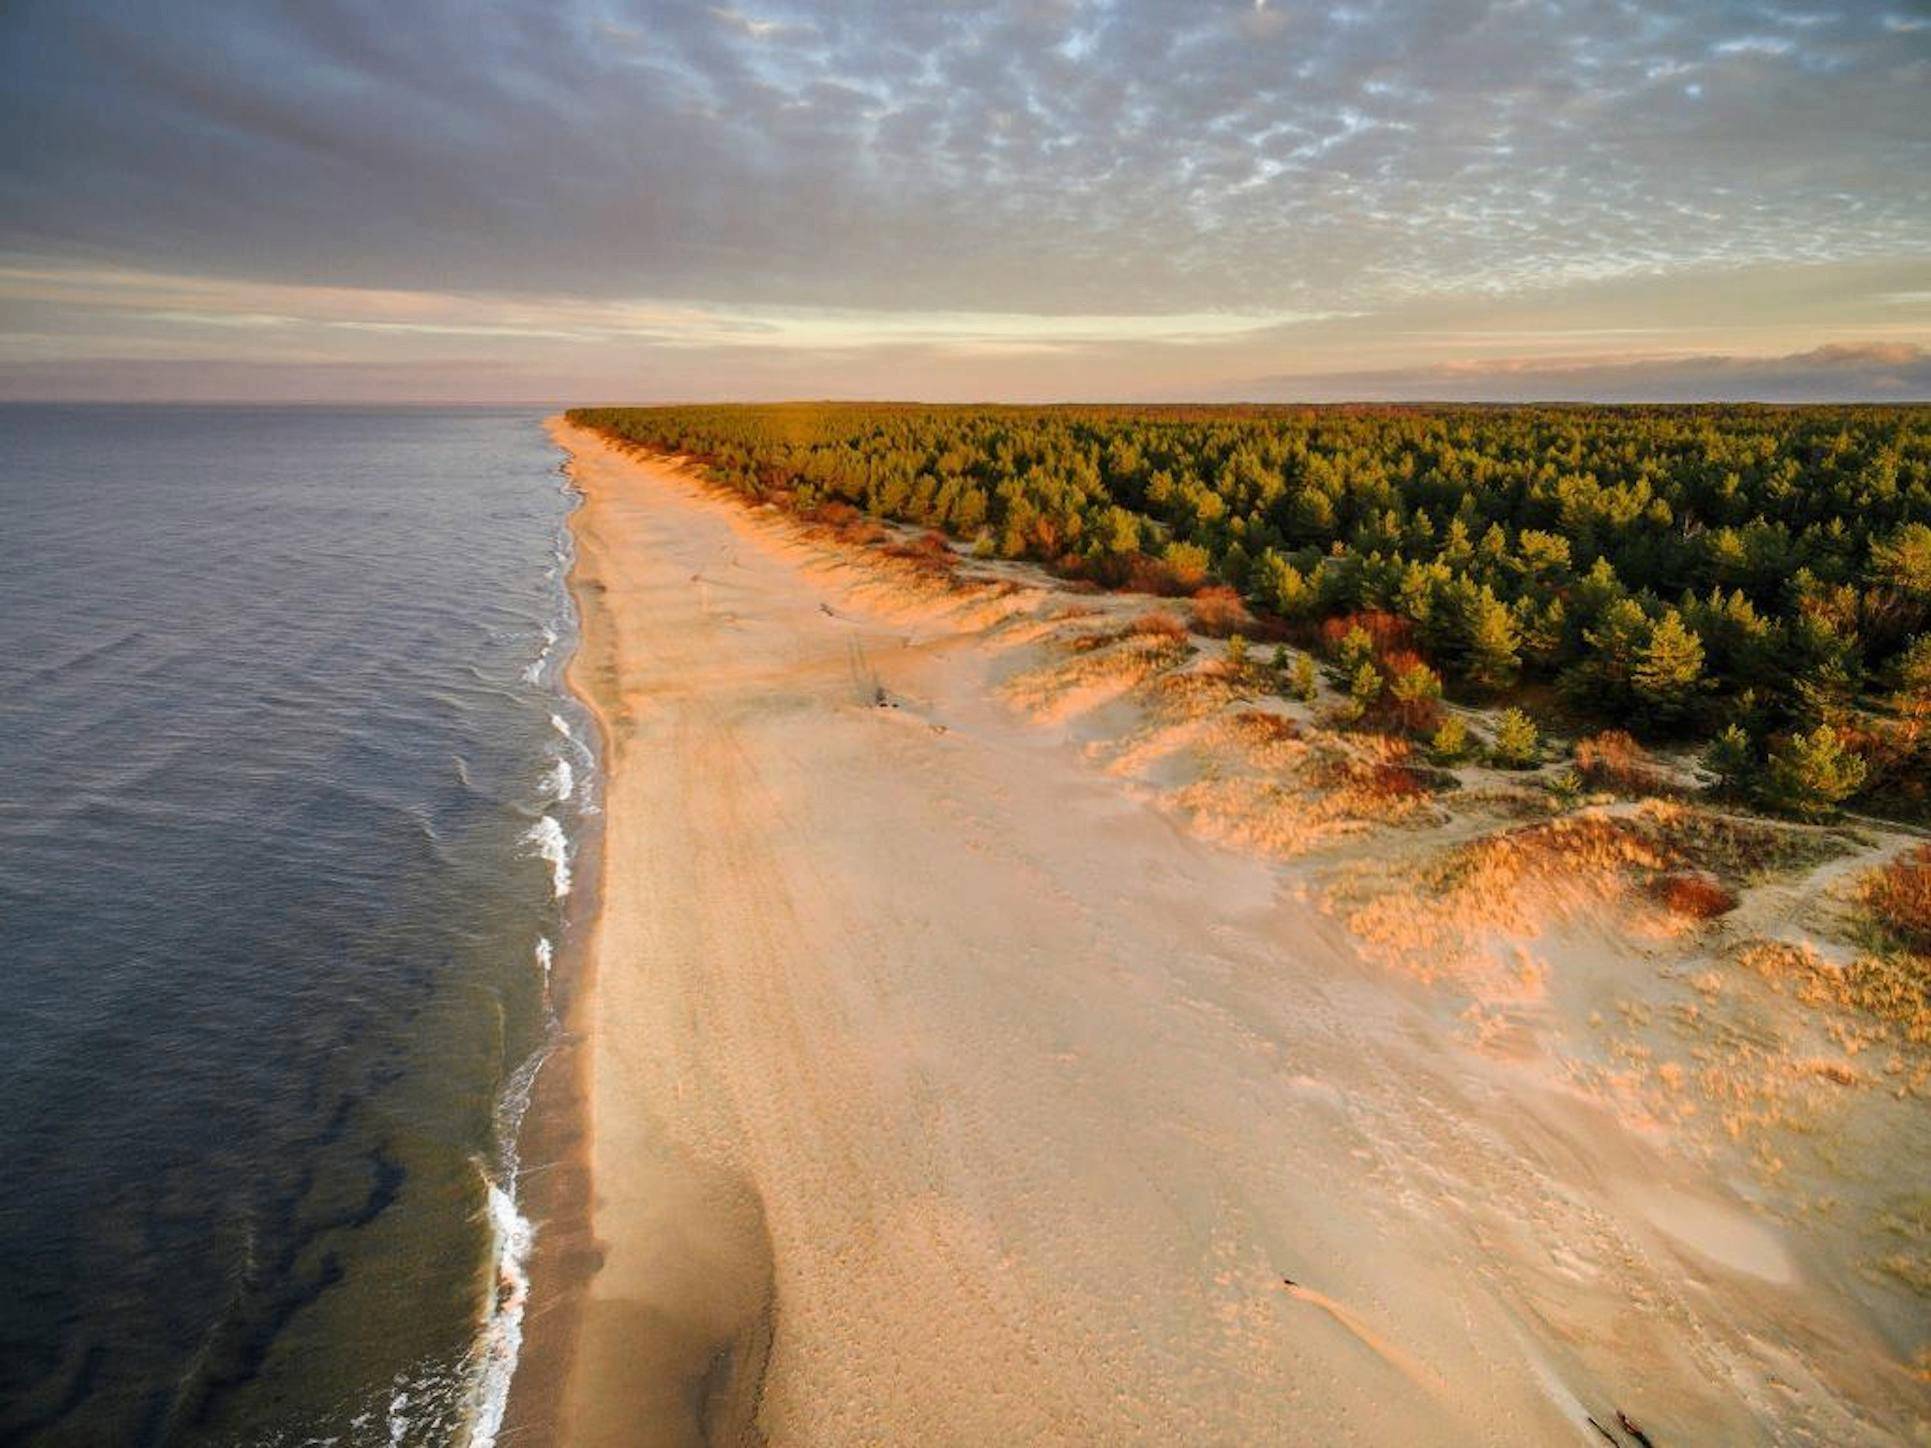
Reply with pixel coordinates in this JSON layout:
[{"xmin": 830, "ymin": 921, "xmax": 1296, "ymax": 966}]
[
  {"xmin": 497, "ymin": 432, "xmax": 612, "ymax": 1446},
  {"xmin": 515, "ymin": 416, "xmax": 1928, "ymax": 1444},
  {"xmin": 526, "ymin": 418, "xmax": 777, "ymax": 1446}
]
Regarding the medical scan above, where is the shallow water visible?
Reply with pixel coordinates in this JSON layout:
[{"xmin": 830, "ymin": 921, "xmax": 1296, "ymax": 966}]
[{"xmin": 0, "ymin": 406, "xmax": 592, "ymax": 1445}]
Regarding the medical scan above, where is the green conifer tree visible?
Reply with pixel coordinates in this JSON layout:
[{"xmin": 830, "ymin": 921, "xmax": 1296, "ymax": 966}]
[
  {"xmin": 1632, "ymin": 609, "xmax": 1707, "ymax": 726},
  {"xmin": 1761, "ymin": 725, "xmax": 1867, "ymax": 820},
  {"xmin": 1491, "ymin": 708, "xmax": 1540, "ymax": 768}
]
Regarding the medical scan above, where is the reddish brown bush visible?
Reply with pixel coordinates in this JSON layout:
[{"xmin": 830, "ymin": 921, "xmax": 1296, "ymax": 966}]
[
  {"xmin": 1191, "ymin": 585, "xmax": 1252, "ymax": 637},
  {"xmin": 812, "ymin": 500, "xmax": 862, "ymax": 528},
  {"xmin": 1367, "ymin": 761, "xmax": 1433, "ymax": 799},
  {"xmin": 1575, "ymin": 730, "xmax": 1669, "ymax": 796},
  {"xmin": 1318, "ymin": 611, "xmax": 1417, "ymax": 661},
  {"xmin": 1863, "ymin": 846, "xmax": 1931, "ymax": 951},
  {"xmin": 1123, "ymin": 552, "xmax": 1183, "ymax": 596},
  {"xmin": 883, "ymin": 529, "xmax": 958, "ymax": 572},
  {"xmin": 1230, "ymin": 710, "xmax": 1300, "ymax": 744},
  {"xmin": 1126, "ymin": 609, "xmax": 1189, "ymax": 639},
  {"xmin": 1651, "ymin": 871, "xmax": 1739, "ymax": 920}
]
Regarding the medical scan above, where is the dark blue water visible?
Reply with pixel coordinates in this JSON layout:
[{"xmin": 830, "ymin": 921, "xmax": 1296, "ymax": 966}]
[{"xmin": 0, "ymin": 407, "xmax": 592, "ymax": 1445}]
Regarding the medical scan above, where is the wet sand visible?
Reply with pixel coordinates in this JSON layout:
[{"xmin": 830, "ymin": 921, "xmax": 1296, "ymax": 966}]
[{"xmin": 537, "ymin": 417, "xmax": 1926, "ymax": 1446}]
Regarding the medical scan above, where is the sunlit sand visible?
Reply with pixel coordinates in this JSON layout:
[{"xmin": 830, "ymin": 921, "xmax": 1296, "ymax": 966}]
[{"xmin": 538, "ymin": 418, "xmax": 1928, "ymax": 1445}]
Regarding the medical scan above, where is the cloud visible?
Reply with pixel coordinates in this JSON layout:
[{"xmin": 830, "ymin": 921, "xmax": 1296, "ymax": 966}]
[
  {"xmin": 1, "ymin": 0, "xmax": 1926, "ymax": 316},
  {"xmin": 1217, "ymin": 342, "xmax": 1931, "ymax": 403},
  {"xmin": 0, "ymin": 1, "xmax": 1924, "ymax": 398}
]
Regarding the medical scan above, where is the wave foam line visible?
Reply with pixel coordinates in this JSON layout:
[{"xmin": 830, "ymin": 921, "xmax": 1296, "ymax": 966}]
[
  {"xmin": 522, "ymin": 816, "xmax": 570, "ymax": 898},
  {"xmin": 461, "ymin": 993, "xmax": 558, "ymax": 1447},
  {"xmin": 463, "ymin": 1175, "xmax": 534, "ymax": 1448},
  {"xmin": 523, "ymin": 625, "xmax": 561, "ymax": 684}
]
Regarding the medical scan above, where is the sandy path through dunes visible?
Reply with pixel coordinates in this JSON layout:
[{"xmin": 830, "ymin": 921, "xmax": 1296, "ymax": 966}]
[{"xmin": 545, "ymin": 420, "xmax": 1924, "ymax": 1447}]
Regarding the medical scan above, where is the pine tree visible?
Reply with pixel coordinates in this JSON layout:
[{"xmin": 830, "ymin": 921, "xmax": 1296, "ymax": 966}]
[
  {"xmin": 1761, "ymin": 725, "xmax": 1867, "ymax": 820},
  {"xmin": 1702, "ymin": 723, "xmax": 1754, "ymax": 796},
  {"xmin": 1462, "ymin": 588, "xmax": 1521, "ymax": 692},
  {"xmin": 1389, "ymin": 661, "xmax": 1443, "ymax": 734},
  {"xmin": 1329, "ymin": 624, "xmax": 1376, "ymax": 682},
  {"xmin": 1431, "ymin": 714, "xmax": 1470, "ymax": 763},
  {"xmin": 1491, "ymin": 708, "xmax": 1540, "ymax": 768},
  {"xmin": 1632, "ymin": 609, "xmax": 1706, "ymax": 726},
  {"xmin": 1291, "ymin": 652, "xmax": 1319, "ymax": 703},
  {"xmin": 1580, "ymin": 596, "xmax": 1649, "ymax": 704},
  {"xmin": 1253, "ymin": 550, "xmax": 1313, "ymax": 617},
  {"xmin": 1345, "ymin": 660, "xmax": 1384, "ymax": 722}
]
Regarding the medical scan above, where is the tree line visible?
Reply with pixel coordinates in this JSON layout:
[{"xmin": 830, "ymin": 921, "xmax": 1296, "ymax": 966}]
[{"xmin": 568, "ymin": 402, "xmax": 1931, "ymax": 820}]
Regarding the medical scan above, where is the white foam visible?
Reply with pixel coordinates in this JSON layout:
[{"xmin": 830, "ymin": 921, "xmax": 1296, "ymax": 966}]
[
  {"xmin": 463, "ymin": 1177, "xmax": 535, "ymax": 1448},
  {"xmin": 540, "ymin": 758, "xmax": 574, "ymax": 804},
  {"xmin": 523, "ymin": 816, "xmax": 571, "ymax": 898},
  {"xmin": 549, "ymin": 712, "xmax": 572, "ymax": 739},
  {"xmin": 386, "ymin": 1388, "xmax": 412, "ymax": 1445},
  {"xmin": 522, "ymin": 626, "xmax": 559, "ymax": 684}
]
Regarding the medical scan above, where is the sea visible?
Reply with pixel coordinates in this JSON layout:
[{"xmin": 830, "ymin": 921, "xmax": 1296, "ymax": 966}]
[{"xmin": 0, "ymin": 406, "xmax": 595, "ymax": 1445}]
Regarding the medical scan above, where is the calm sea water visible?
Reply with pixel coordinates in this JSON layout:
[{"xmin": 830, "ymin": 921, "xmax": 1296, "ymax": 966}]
[{"xmin": 0, "ymin": 407, "xmax": 593, "ymax": 1445}]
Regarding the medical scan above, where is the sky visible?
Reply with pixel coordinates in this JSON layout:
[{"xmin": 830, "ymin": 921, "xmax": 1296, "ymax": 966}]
[{"xmin": 0, "ymin": 0, "xmax": 1927, "ymax": 403}]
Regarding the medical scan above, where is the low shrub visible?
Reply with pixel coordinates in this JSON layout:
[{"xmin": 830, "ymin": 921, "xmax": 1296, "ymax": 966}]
[
  {"xmin": 1126, "ymin": 609, "xmax": 1189, "ymax": 640},
  {"xmin": 1863, "ymin": 846, "xmax": 1931, "ymax": 952},
  {"xmin": 1575, "ymin": 730, "xmax": 1669, "ymax": 796},
  {"xmin": 1191, "ymin": 585, "xmax": 1251, "ymax": 637},
  {"xmin": 1651, "ymin": 871, "xmax": 1739, "ymax": 920}
]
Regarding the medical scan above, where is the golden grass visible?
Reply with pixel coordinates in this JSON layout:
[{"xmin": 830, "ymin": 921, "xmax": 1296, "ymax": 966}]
[
  {"xmin": 1573, "ymin": 730, "xmax": 1672, "ymax": 797},
  {"xmin": 1735, "ymin": 940, "xmax": 1931, "ymax": 1052},
  {"xmin": 1169, "ymin": 732, "xmax": 1444, "ymax": 860},
  {"xmin": 1335, "ymin": 801, "xmax": 1796, "ymax": 985}
]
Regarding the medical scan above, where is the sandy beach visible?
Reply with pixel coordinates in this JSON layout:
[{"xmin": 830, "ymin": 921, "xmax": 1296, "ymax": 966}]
[{"xmin": 531, "ymin": 417, "xmax": 1928, "ymax": 1446}]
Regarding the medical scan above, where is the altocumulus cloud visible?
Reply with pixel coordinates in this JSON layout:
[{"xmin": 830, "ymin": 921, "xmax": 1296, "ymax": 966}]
[{"xmin": 0, "ymin": 0, "xmax": 1925, "ymax": 398}]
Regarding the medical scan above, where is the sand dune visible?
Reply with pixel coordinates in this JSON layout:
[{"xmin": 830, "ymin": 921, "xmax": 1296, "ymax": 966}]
[{"xmin": 534, "ymin": 419, "xmax": 1928, "ymax": 1446}]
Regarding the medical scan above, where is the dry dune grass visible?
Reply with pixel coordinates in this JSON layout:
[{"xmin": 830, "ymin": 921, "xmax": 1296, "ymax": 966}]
[
  {"xmin": 1736, "ymin": 940, "xmax": 1931, "ymax": 1056},
  {"xmin": 1001, "ymin": 609, "xmax": 1455, "ymax": 860},
  {"xmin": 1169, "ymin": 741, "xmax": 1443, "ymax": 860},
  {"xmin": 1574, "ymin": 729, "xmax": 1676, "ymax": 797},
  {"xmin": 1339, "ymin": 810, "xmax": 1680, "ymax": 984},
  {"xmin": 999, "ymin": 627, "xmax": 1194, "ymax": 724},
  {"xmin": 1333, "ymin": 800, "xmax": 1810, "ymax": 986},
  {"xmin": 1156, "ymin": 719, "xmax": 1445, "ymax": 859}
]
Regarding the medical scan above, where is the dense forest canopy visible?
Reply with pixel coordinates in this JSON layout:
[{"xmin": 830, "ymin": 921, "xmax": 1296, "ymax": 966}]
[{"xmin": 569, "ymin": 403, "xmax": 1931, "ymax": 817}]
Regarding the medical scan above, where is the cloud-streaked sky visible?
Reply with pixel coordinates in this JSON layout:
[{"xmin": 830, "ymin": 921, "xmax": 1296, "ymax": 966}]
[{"xmin": 1, "ymin": 0, "xmax": 1927, "ymax": 401}]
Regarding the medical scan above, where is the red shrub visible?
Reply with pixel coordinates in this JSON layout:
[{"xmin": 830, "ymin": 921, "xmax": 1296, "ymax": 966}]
[
  {"xmin": 1318, "ymin": 611, "xmax": 1416, "ymax": 662},
  {"xmin": 1124, "ymin": 552, "xmax": 1183, "ymax": 596},
  {"xmin": 1127, "ymin": 609, "xmax": 1189, "ymax": 639},
  {"xmin": 1651, "ymin": 872, "xmax": 1739, "ymax": 920},
  {"xmin": 1368, "ymin": 761, "xmax": 1433, "ymax": 799},
  {"xmin": 883, "ymin": 529, "xmax": 957, "ymax": 572},
  {"xmin": 1863, "ymin": 845, "xmax": 1931, "ymax": 951},
  {"xmin": 1191, "ymin": 585, "xmax": 1252, "ymax": 637}
]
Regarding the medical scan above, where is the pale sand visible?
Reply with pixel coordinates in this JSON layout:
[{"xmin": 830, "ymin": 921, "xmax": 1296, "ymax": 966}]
[{"xmin": 542, "ymin": 418, "xmax": 1926, "ymax": 1446}]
